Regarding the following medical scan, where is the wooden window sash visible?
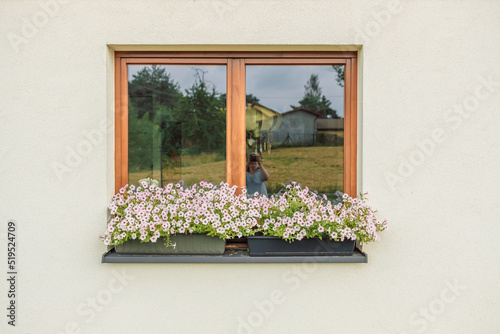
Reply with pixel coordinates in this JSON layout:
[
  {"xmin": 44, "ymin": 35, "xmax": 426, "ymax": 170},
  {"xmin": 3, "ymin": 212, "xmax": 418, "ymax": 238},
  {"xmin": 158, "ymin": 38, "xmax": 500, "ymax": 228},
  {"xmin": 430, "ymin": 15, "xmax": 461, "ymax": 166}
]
[
  {"xmin": 124, "ymin": 58, "xmax": 228, "ymax": 65},
  {"xmin": 115, "ymin": 51, "xmax": 357, "ymax": 59},
  {"xmin": 115, "ymin": 57, "xmax": 128, "ymax": 193},
  {"xmin": 115, "ymin": 52, "xmax": 358, "ymax": 196},
  {"xmin": 344, "ymin": 58, "xmax": 357, "ymax": 197},
  {"xmin": 243, "ymin": 59, "xmax": 347, "ymax": 65}
]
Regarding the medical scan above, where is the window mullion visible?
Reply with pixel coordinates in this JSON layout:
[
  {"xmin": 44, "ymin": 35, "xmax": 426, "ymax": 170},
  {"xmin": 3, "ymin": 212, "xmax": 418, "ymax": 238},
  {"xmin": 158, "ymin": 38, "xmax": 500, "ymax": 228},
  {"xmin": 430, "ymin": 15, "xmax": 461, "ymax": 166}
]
[{"xmin": 226, "ymin": 59, "xmax": 246, "ymax": 192}]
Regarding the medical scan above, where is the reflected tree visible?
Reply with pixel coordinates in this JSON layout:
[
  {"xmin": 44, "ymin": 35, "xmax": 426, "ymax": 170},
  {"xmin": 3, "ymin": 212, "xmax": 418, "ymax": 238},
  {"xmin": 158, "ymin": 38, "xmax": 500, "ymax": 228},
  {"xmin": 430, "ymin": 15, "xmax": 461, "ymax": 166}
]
[
  {"xmin": 129, "ymin": 65, "xmax": 182, "ymax": 120},
  {"xmin": 331, "ymin": 65, "xmax": 344, "ymax": 88},
  {"xmin": 219, "ymin": 93, "xmax": 261, "ymax": 105},
  {"xmin": 291, "ymin": 74, "xmax": 339, "ymax": 119},
  {"xmin": 173, "ymin": 71, "xmax": 226, "ymax": 154},
  {"xmin": 128, "ymin": 66, "xmax": 182, "ymax": 173},
  {"xmin": 128, "ymin": 66, "xmax": 226, "ymax": 175}
]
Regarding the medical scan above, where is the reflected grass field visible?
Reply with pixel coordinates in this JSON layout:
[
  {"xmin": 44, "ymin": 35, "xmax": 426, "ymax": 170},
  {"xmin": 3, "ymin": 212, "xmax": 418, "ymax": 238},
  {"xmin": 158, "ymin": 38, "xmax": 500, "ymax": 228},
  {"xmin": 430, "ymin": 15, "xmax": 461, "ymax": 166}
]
[
  {"xmin": 264, "ymin": 146, "xmax": 343, "ymax": 194},
  {"xmin": 129, "ymin": 146, "xmax": 343, "ymax": 194}
]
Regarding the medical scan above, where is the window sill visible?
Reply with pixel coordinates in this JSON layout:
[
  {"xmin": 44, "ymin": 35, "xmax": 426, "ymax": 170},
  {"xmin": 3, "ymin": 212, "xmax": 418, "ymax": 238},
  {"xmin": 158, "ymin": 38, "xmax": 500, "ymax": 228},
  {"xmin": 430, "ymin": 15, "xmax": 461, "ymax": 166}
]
[{"xmin": 101, "ymin": 247, "xmax": 367, "ymax": 263}]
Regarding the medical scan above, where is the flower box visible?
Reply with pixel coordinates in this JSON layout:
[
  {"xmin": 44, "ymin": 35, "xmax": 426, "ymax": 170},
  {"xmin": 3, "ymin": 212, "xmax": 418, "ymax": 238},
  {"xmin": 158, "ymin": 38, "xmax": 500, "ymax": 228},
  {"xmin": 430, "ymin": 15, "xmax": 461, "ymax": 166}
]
[
  {"xmin": 114, "ymin": 234, "xmax": 225, "ymax": 255},
  {"xmin": 103, "ymin": 180, "xmax": 387, "ymax": 258},
  {"xmin": 247, "ymin": 236, "xmax": 355, "ymax": 257}
]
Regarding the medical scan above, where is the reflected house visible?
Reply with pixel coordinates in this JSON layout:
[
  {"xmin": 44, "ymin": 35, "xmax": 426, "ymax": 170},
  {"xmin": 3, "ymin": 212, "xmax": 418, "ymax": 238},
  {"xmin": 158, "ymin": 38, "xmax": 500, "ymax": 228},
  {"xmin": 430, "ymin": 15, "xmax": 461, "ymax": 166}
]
[
  {"xmin": 315, "ymin": 118, "xmax": 344, "ymax": 145},
  {"xmin": 246, "ymin": 103, "xmax": 281, "ymax": 132},
  {"xmin": 247, "ymin": 104, "xmax": 344, "ymax": 148},
  {"xmin": 315, "ymin": 118, "xmax": 344, "ymax": 132},
  {"xmin": 272, "ymin": 108, "xmax": 321, "ymax": 146},
  {"xmin": 246, "ymin": 103, "xmax": 282, "ymax": 150}
]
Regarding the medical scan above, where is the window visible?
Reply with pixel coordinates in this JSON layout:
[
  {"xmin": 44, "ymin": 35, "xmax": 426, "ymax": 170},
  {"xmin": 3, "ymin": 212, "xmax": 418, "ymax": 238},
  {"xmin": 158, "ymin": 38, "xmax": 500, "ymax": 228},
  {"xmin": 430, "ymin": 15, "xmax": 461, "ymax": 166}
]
[{"xmin": 114, "ymin": 52, "xmax": 357, "ymax": 197}]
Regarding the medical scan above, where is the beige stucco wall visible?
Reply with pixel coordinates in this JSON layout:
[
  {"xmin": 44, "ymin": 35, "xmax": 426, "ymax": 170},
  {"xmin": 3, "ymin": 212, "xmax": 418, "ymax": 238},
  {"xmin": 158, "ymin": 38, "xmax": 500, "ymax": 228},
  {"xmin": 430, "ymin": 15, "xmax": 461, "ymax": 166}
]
[{"xmin": 1, "ymin": 0, "xmax": 499, "ymax": 333}]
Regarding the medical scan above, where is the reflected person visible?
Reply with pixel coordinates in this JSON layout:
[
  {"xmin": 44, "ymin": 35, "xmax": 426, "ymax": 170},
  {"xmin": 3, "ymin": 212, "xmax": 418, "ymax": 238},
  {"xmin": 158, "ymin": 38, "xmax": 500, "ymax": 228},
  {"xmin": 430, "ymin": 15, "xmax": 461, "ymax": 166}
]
[{"xmin": 246, "ymin": 154, "xmax": 270, "ymax": 196}]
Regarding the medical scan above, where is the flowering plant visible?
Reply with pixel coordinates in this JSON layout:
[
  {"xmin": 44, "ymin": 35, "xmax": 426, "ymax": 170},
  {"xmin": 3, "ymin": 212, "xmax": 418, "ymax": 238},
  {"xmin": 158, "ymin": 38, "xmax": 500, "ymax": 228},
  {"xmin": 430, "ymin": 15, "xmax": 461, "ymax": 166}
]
[
  {"xmin": 138, "ymin": 177, "xmax": 159, "ymax": 187},
  {"xmin": 103, "ymin": 181, "xmax": 260, "ymax": 246},
  {"xmin": 255, "ymin": 182, "xmax": 388, "ymax": 244},
  {"xmin": 103, "ymin": 180, "xmax": 387, "ymax": 247}
]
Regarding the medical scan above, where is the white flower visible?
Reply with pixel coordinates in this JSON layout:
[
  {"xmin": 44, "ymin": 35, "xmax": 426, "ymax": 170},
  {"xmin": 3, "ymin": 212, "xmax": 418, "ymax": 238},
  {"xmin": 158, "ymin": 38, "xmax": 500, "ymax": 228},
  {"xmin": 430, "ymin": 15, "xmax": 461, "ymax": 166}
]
[{"xmin": 139, "ymin": 178, "xmax": 160, "ymax": 187}]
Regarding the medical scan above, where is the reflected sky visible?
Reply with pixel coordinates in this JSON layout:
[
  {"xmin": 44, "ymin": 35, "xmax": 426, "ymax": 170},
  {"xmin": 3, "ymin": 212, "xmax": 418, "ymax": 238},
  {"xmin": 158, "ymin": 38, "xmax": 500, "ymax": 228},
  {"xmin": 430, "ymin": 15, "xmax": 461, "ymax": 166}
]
[
  {"xmin": 129, "ymin": 64, "xmax": 344, "ymax": 117},
  {"xmin": 247, "ymin": 65, "xmax": 344, "ymax": 117}
]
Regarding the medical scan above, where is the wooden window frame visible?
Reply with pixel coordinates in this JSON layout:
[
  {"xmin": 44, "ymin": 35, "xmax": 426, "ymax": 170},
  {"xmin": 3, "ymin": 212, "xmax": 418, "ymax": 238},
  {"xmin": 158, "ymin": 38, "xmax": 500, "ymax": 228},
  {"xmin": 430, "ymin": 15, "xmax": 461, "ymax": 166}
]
[{"xmin": 114, "ymin": 51, "xmax": 358, "ymax": 196}]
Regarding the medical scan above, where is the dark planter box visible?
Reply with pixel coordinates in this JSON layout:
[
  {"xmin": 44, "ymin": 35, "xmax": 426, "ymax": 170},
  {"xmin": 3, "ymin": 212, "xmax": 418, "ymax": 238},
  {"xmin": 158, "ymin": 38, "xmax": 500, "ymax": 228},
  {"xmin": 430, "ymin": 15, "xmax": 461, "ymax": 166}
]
[
  {"xmin": 115, "ymin": 234, "xmax": 225, "ymax": 255},
  {"xmin": 247, "ymin": 236, "xmax": 355, "ymax": 257}
]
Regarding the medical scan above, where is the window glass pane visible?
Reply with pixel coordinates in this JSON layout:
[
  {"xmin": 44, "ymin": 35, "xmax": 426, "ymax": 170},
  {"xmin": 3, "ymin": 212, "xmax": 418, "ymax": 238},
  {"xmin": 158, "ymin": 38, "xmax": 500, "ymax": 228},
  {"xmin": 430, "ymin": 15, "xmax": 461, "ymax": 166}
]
[
  {"xmin": 128, "ymin": 65, "xmax": 226, "ymax": 187},
  {"xmin": 246, "ymin": 65, "xmax": 344, "ymax": 199}
]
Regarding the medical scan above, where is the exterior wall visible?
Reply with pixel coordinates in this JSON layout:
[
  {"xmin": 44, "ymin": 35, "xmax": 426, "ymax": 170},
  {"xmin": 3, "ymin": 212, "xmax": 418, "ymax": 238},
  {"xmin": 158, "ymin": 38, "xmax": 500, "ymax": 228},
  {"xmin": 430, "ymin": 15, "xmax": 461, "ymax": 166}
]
[{"xmin": 1, "ymin": 1, "xmax": 499, "ymax": 333}]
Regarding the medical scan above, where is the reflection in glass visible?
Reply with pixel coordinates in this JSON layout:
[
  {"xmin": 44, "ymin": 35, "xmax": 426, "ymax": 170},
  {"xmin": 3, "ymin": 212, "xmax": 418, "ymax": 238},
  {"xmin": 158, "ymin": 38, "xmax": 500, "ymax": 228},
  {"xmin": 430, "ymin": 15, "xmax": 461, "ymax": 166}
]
[
  {"xmin": 128, "ymin": 65, "xmax": 226, "ymax": 187},
  {"xmin": 246, "ymin": 65, "xmax": 344, "ymax": 199}
]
